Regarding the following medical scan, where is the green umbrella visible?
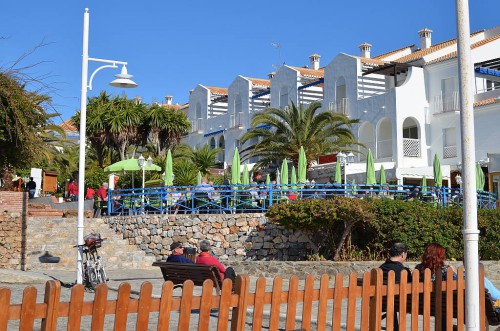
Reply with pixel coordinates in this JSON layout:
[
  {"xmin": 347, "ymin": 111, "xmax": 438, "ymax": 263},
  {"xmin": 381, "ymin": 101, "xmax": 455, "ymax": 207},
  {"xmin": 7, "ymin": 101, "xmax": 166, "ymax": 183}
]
[
  {"xmin": 379, "ymin": 165, "xmax": 387, "ymax": 185},
  {"xmin": 280, "ymin": 159, "xmax": 289, "ymax": 190},
  {"xmin": 351, "ymin": 179, "xmax": 358, "ymax": 195},
  {"xmin": 433, "ymin": 154, "xmax": 442, "ymax": 187},
  {"xmin": 334, "ymin": 161, "xmax": 342, "ymax": 184},
  {"xmin": 476, "ymin": 162, "xmax": 485, "ymax": 191},
  {"xmin": 421, "ymin": 176, "xmax": 427, "ymax": 193},
  {"xmin": 197, "ymin": 171, "xmax": 202, "ymax": 185},
  {"xmin": 298, "ymin": 146, "xmax": 307, "ymax": 184},
  {"xmin": 266, "ymin": 174, "xmax": 270, "ymax": 185},
  {"xmin": 365, "ymin": 148, "xmax": 377, "ymax": 185},
  {"xmin": 164, "ymin": 149, "xmax": 173, "ymax": 186},
  {"xmin": 104, "ymin": 158, "xmax": 162, "ymax": 172},
  {"xmin": 242, "ymin": 164, "xmax": 249, "ymax": 185},
  {"xmin": 231, "ymin": 148, "xmax": 241, "ymax": 185},
  {"xmin": 291, "ymin": 166, "xmax": 297, "ymax": 190}
]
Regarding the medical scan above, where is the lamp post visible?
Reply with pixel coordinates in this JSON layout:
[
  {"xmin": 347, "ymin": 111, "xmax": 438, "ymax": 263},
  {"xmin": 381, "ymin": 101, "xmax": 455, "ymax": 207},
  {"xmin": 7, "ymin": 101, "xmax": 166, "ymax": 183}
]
[
  {"xmin": 76, "ymin": 8, "xmax": 138, "ymax": 284},
  {"xmin": 336, "ymin": 152, "xmax": 355, "ymax": 194},
  {"xmin": 456, "ymin": 174, "xmax": 463, "ymax": 189}
]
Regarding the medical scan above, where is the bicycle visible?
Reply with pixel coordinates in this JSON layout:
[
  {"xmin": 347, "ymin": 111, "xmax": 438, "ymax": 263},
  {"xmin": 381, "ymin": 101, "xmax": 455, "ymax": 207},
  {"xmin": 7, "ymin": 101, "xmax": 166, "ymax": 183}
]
[{"xmin": 75, "ymin": 233, "xmax": 108, "ymax": 290}]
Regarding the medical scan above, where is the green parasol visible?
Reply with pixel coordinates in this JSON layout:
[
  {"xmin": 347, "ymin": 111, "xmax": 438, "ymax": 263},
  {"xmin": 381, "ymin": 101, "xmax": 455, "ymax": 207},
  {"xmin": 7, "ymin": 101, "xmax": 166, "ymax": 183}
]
[
  {"xmin": 421, "ymin": 176, "xmax": 427, "ymax": 193},
  {"xmin": 231, "ymin": 148, "xmax": 241, "ymax": 185},
  {"xmin": 379, "ymin": 165, "xmax": 387, "ymax": 185},
  {"xmin": 334, "ymin": 161, "xmax": 342, "ymax": 184},
  {"xmin": 280, "ymin": 159, "xmax": 289, "ymax": 190},
  {"xmin": 104, "ymin": 158, "xmax": 162, "ymax": 172},
  {"xmin": 197, "ymin": 171, "xmax": 202, "ymax": 185},
  {"xmin": 298, "ymin": 146, "xmax": 307, "ymax": 184},
  {"xmin": 266, "ymin": 174, "xmax": 270, "ymax": 185},
  {"xmin": 433, "ymin": 154, "xmax": 442, "ymax": 187},
  {"xmin": 164, "ymin": 149, "xmax": 173, "ymax": 186},
  {"xmin": 242, "ymin": 164, "xmax": 249, "ymax": 185},
  {"xmin": 291, "ymin": 166, "xmax": 297, "ymax": 190},
  {"xmin": 365, "ymin": 148, "xmax": 377, "ymax": 185},
  {"xmin": 476, "ymin": 162, "xmax": 485, "ymax": 191}
]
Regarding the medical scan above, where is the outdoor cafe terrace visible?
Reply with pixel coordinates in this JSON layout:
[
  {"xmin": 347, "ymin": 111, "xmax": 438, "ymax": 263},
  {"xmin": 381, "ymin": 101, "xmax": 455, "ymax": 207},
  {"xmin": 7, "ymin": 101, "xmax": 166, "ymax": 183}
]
[{"xmin": 106, "ymin": 183, "xmax": 496, "ymax": 215}]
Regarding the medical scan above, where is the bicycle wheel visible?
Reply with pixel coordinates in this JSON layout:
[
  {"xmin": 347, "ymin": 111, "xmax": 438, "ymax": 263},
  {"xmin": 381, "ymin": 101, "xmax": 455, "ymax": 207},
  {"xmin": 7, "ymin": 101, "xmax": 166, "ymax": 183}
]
[
  {"xmin": 97, "ymin": 267, "xmax": 107, "ymax": 284},
  {"xmin": 85, "ymin": 266, "xmax": 99, "ymax": 290}
]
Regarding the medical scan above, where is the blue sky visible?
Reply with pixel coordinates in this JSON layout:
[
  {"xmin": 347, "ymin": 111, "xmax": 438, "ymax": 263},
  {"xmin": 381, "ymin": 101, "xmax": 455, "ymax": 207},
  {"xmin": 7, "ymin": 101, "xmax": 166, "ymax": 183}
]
[{"xmin": 1, "ymin": 1, "xmax": 498, "ymax": 123}]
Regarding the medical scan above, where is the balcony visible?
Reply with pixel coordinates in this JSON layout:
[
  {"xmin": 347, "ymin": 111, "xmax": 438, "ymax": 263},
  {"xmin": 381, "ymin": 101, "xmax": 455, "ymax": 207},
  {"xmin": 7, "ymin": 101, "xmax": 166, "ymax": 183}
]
[
  {"xmin": 191, "ymin": 118, "xmax": 203, "ymax": 133},
  {"xmin": 329, "ymin": 98, "xmax": 349, "ymax": 116},
  {"xmin": 403, "ymin": 138, "xmax": 421, "ymax": 157},
  {"xmin": 377, "ymin": 139, "xmax": 393, "ymax": 158},
  {"xmin": 432, "ymin": 91, "xmax": 460, "ymax": 114},
  {"xmin": 443, "ymin": 145, "xmax": 457, "ymax": 159},
  {"xmin": 230, "ymin": 112, "xmax": 244, "ymax": 129}
]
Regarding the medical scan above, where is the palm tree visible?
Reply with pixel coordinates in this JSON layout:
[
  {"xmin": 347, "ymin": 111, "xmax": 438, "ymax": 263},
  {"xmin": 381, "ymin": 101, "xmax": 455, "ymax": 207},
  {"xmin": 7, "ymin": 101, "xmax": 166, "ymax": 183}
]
[
  {"xmin": 174, "ymin": 143, "xmax": 221, "ymax": 175},
  {"xmin": 240, "ymin": 101, "xmax": 360, "ymax": 169},
  {"xmin": 145, "ymin": 103, "xmax": 191, "ymax": 158}
]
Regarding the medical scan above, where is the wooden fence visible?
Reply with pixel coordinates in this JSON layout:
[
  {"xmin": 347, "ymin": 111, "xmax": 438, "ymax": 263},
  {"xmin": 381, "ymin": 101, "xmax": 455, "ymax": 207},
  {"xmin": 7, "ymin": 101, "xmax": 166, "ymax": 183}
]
[{"xmin": 0, "ymin": 266, "xmax": 488, "ymax": 331}]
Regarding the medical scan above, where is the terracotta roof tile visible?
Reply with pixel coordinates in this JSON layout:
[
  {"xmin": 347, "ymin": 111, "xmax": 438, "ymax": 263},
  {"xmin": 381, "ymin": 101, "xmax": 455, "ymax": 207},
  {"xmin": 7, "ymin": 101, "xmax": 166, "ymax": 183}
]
[
  {"xmin": 373, "ymin": 45, "xmax": 415, "ymax": 61},
  {"xmin": 246, "ymin": 77, "xmax": 271, "ymax": 87},
  {"xmin": 427, "ymin": 35, "xmax": 500, "ymax": 65},
  {"xmin": 289, "ymin": 66, "xmax": 325, "ymax": 78},
  {"xmin": 59, "ymin": 119, "xmax": 77, "ymax": 132},
  {"xmin": 206, "ymin": 86, "xmax": 228, "ymax": 95},
  {"xmin": 474, "ymin": 98, "xmax": 500, "ymax": 107},
  {"xmin": 356, "ymin": 57, "xmax": 388, "ymax": 66}
]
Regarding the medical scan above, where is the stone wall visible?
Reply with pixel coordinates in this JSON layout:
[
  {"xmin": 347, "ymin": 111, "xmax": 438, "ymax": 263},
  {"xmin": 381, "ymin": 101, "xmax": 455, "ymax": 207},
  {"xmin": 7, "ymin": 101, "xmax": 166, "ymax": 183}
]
[
  {"xmin": 105, "ymin": 213, "xmax": 315, "ymax": 261},
  {"xmin": 0, "ymin": 192, "xmax": 27, "ymax": 269}
]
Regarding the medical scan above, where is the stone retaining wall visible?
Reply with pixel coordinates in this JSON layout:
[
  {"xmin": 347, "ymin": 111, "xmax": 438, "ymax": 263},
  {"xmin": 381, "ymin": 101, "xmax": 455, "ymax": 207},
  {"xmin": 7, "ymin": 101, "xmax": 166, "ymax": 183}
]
[
  {"xmin": 0, "ymin": 192, "xmax": 27, "ymax": 269},
  {"xmin": 105, "ymin": 213, "xmax": 315, "ymax": 261}
]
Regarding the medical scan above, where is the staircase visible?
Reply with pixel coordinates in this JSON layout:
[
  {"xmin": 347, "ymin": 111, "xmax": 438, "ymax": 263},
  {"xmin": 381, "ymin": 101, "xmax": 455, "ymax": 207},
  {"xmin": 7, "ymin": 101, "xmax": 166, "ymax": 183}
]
[
  {"xmin": 26, "ymin": 217, "xmax": 156, "ymax": 271},
  {"xmin": 27, "ymin": 202, "xmax": 64, "ymax": 218}
]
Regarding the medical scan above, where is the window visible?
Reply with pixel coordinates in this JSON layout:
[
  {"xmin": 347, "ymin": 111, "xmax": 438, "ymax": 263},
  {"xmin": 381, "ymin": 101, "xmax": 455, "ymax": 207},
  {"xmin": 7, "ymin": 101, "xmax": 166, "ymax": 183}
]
[
  {"xmin": 280, "ymin": 87, "xmax": 289, "ymax": 109},
  {"xmin": 403, "ymin": 126, "xmax": 418, "ymax": 139},
  {"xmin": 443, "ymin": 127, "xmax": 457, "ymax": 158}
]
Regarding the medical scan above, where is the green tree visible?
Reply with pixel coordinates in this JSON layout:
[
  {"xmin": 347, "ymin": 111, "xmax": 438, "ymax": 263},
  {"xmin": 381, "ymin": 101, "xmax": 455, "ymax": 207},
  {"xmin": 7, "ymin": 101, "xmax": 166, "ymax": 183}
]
[
  {"xmin": 145, "ymin": 103, "xmax": 190, "ymax": 158},
  {"xmin": 240, "ymin": 101, "xmax": 360, "ymax": 169},
  {"xmin": 174, "ymin": 143, "xmax": 221, "ymax": 175}
]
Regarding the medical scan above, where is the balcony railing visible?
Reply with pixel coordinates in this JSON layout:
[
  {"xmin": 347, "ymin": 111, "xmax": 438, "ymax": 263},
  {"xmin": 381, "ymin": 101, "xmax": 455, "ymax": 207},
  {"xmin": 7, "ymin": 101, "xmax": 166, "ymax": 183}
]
[
  {"xmin": 432, "ymin": 91, "xmax": 460, "ymax": 114},
  {"xmin": 377, "ymin": 139, "xmax": 392, "ymax": 158},
  {"xmin": 443, "ymin": 145, "xmax": 457, "ymax": 159},
  {"xmin": 191, "ymin": 118, "xmax": 203, "ymax": 133},
  {"xmin": 329, "ymin": 98, "xmax": 348, "ymax": 116},
  {"xmin": 230, "ymin": 112, "xmax": 243, "ymax": 128},
  {"xmin": 403, "ymin": 138, "xmax": 421, "ymax": 157}
]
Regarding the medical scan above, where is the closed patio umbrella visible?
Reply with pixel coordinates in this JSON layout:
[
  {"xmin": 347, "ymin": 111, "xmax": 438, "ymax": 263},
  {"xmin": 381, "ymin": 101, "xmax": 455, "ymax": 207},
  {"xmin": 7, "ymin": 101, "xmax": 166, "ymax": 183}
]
[
  {"xmin": 280, "ymin": 159, "xmax": 288, "ymax": 190},
  {"xmin": 421, "ymin": 176, "xmax": 427, "ymax": 193},
  {"xmin": 164, "ymin": 149, "xmax": 173, "ymax": 186},
  {"xmin": 298, "ymin": 146, "xmax": 307, "ymax": 184},
  {"xmin": 379, "ymin": 165, "xmax": 387, "ymax": 185},
  {"xmin": 365, "ymin": 148, "xmax": 376, "ymax": 185},
  {"xmin": 291, "ymin": 166, "xmax": 297, "ymax": 190},
  {"xmin": 266, "ymin": 174, "xmax": 270, "ymax": 185},
  {"xmin": 334, "ymin": 161, "xmax": 342, "ymax": 184},
  {"xmin": 197, "ymin": 171, "xmax": 202, "ymax": 185},
  {"xmin": 242, "ymin": 164, "xmax": 249, "ymax": 185},
  {"xmin": 476, "ymin": 162, "xmax": 485, "ymax": 191},
  {"xmin": 433, "ymin": 154, "xmax": 443, "ymax": 187},
  {"xmin": 231, "ymin": 148, "xmax": 241, "ymax": 185}
]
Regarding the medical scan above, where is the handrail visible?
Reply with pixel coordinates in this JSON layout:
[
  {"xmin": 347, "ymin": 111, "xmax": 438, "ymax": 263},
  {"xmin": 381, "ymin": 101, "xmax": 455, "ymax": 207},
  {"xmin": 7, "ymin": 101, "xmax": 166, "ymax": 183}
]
[{"xmin": 106, "ymin": 183, "xmax": 496, "ymax": 215}]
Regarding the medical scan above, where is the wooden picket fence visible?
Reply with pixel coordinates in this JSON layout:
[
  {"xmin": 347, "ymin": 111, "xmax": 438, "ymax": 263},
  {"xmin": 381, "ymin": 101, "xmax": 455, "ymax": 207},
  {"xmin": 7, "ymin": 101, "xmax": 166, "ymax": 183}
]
[{"xmin": 0, "ymin": 266, "xmax": 487, "ymax": 331}]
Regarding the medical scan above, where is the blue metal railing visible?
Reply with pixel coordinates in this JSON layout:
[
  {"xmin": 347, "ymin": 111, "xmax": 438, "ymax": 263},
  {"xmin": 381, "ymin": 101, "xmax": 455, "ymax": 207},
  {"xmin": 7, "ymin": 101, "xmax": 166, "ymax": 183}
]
[{"xmin": 106, "ymin": 183, "xmax": 496, "ymax": 215}]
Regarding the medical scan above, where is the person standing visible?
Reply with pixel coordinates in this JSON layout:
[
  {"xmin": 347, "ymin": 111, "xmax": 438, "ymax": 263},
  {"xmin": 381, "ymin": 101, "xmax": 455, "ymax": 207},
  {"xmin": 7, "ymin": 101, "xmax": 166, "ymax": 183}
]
[
  {"xmin": 85, "ymin": 187, "xmax": 95, "ymax": 200},
  {"xmin": 68, "ymin": 179, "xmax": 78, "ymax": 201},
  {"xmin": 97, "ymin": 182, "xmax": 108, "ymax": 202},
  {"xmin": 26, "ymin": 177, "xmax": 37, "ymax": 199}
]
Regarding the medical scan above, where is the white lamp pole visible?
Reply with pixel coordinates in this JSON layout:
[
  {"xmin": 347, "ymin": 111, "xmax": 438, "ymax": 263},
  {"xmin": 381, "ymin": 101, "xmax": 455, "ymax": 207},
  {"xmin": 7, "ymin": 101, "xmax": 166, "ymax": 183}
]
[
  {"xmin": 337, "ymin": 151, "xmax": 355, "ymax": 191},
  {"xmin": 76, "ymin": 8, "xmax": 138, "ymax": 284}
]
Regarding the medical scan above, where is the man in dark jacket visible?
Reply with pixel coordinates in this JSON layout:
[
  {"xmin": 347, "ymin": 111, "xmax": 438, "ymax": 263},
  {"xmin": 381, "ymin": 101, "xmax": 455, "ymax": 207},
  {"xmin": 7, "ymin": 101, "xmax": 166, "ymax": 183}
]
[
  {"xmin": 166, "ymin": 242, "xmax": 194, "ymax": 263},
  {"xmin": 379, "ymin": 242, "xmax": 412, "ymax": 284}
]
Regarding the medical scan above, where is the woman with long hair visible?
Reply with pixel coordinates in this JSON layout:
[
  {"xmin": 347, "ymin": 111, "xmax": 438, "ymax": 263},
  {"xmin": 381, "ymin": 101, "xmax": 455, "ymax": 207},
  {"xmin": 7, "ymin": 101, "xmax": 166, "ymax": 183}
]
[{"xmin": 415, "ymin": 243, "xmax": 457, "ymax": 281}]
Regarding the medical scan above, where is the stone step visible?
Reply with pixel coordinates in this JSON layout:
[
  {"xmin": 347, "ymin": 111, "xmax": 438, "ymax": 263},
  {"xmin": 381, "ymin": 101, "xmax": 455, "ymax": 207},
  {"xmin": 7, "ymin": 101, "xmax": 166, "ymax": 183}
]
[{"xmin": 28, "ymin": 210, "xmax": 64, "ymax": 217}]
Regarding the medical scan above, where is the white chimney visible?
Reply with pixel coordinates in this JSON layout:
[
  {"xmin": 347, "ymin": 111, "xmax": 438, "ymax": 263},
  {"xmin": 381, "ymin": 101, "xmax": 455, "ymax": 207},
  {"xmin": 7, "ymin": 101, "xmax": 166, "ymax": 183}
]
[
  {"xmin": 418, "ymin": 28, "xmax": 433, "ymax": 49},
  {"xmin": 165, "ymin": 95, "xmax": 173, "ymax": 105},
  {"xmin": 309, "ymin": 53, "xmax": 321, "ymax": 70},
  {"xmin": 358, "ymin": 42, "xmax": 372, "ymax": 58},
  {"xmin": 268, "ymin": 72, "xmax": 275, "ymax": 79},
  {"xmin": 189, "ymin": 89, "xmax": 194, "ymax": 95}
]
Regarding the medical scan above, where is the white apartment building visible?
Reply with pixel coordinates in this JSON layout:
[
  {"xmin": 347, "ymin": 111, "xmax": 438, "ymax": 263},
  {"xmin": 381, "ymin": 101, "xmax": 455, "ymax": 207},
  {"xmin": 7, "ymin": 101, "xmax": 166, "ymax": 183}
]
[{"xmin": 183, "ymin": 26, "xmax": 500, "ymax": 198}]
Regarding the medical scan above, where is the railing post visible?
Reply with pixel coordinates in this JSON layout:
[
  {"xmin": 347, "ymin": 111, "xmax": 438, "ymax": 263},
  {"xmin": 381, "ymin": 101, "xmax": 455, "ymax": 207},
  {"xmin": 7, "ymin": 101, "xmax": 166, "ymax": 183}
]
[
  {"xmin": 368, "ymin": 268, "xmax": 383, "ymax": 331},
  {"xmin": 269, "ymin": 183, "xmax": 273, "ymax": 207}
]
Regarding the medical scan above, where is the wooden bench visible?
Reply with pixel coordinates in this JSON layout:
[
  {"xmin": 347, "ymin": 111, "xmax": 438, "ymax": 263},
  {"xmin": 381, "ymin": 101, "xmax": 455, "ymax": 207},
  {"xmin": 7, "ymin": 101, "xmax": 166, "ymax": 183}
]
[{"xmin": 152, "ymin": 262, "xmax": 224, "ymax": 294}]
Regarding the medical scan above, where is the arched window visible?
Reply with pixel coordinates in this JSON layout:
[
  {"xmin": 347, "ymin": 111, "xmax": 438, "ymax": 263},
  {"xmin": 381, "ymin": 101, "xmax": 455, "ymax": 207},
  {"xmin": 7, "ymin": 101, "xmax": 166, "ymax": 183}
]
[
  {"xmin": 209, "ymin": 137, "xmax": 216, "ymax": 150},
  {"xmin": 358, "ymin": 122, "xmax": 375, "ymax": 161},
  {"xmin": 377, "ymin": 118, "xmax": 393, "ymax": 158},
  {"xmin": 402, "ymin": 117, "xmax": 420, "ymax": 157}
]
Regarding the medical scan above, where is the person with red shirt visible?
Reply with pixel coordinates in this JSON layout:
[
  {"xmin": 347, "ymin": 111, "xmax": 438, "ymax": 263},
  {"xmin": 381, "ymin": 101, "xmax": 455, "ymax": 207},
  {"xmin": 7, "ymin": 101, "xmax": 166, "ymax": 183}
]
[
  {"xmin": 196, "ymin": 240, "xmax": 236, "ymax": 282},
  {"xmin": 97, "ymin": 182, "xmax": 108, "ymax": 201},
  {"xmin": 68, "ymin": 179, "xmax": 78, "ymax": 201},
  {"xmin": 85, "ymin": 187, "xmax": 96, "ymax": 200}
]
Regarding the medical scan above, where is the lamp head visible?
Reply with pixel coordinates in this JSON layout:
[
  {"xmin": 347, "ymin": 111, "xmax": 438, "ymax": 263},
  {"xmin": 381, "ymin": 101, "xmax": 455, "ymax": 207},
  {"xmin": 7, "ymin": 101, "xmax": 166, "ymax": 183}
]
[
  {"xmin": 138, "ymin": 154, "xmax": 145, "ymax": 167},
  {"xmin": 109, "ymin": 65, "xmax": 138, "ymax": 88},
  {"xmin": 147, "ymin": 156, "xmax": 153, "ymax": 167}
]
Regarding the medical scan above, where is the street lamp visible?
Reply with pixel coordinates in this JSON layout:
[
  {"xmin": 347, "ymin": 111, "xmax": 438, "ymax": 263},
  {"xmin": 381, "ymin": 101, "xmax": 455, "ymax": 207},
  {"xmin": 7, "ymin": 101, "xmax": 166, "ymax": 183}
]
[
  {"xmin": 336, "ymin": 151, "xmax": 355, "ymax": 186},
  {"xmin": 76, "ymin": 8, "xmax": 138, "ymax": 284},
  {"xmin": 456, "ymin": 174, "xmax": 463, "ymax": 189},
  {"xmin": 138, "ymin": 155, "xmax": 153, "ymax": 191}
]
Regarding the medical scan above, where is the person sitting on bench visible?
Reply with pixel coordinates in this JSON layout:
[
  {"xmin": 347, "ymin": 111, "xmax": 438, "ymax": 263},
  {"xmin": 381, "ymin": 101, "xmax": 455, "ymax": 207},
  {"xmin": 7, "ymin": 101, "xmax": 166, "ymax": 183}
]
[
  {"xmin": 196, "ymin": 240, "xmax": 236, "ymax": 282},
  {"xmin": 167, "ymin": 242, "xmax": 194, "ymax": 263},
  {"xmin": 379, "ymin": 242, "xmax": 412, "ymax": 284}
]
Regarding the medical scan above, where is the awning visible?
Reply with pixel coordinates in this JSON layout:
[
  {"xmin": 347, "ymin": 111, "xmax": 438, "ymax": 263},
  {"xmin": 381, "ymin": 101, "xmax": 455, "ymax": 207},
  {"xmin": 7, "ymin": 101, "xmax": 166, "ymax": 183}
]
[{"xmin": 203, "ymin": 129, "xmax": 225, "ymax": 137}]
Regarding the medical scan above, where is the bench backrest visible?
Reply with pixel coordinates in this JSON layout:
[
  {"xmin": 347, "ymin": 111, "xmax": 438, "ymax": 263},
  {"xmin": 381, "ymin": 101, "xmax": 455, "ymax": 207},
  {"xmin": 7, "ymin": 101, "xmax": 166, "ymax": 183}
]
[{"xmin": 152, "ymin": 262, "xmax": 223, "ymax": 290}]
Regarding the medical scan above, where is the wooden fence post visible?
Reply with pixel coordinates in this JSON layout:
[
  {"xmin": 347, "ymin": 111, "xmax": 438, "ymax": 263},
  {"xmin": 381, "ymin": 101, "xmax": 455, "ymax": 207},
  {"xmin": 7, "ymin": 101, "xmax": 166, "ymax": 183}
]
[
  {"xmin": 368, "ymin": 268, "xmax": 382, "ymax": 331},
  {"xmin": 230, "ymin": 275, "xmax": 249, "ymax": 331},
  {"xmin": 0, "ymin": 288, "xmax": 11, "ymax": 331},
  {"xmin": 41, "ymin": 280, "xmax": 61, "ymax": 331}
]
